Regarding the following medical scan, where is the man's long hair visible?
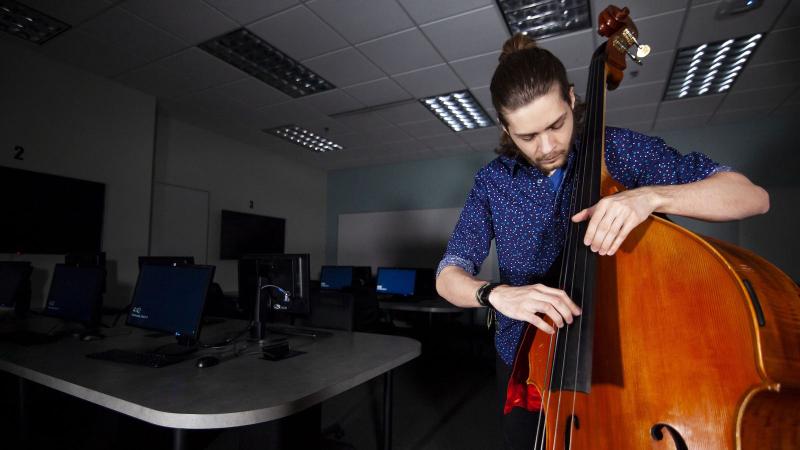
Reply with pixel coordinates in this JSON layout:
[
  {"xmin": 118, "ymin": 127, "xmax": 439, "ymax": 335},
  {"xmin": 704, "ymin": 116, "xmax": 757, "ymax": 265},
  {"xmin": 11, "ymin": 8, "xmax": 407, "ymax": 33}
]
[{"xmin": 490, "ymin": 34, "xmax": 586, "ymax": 158}]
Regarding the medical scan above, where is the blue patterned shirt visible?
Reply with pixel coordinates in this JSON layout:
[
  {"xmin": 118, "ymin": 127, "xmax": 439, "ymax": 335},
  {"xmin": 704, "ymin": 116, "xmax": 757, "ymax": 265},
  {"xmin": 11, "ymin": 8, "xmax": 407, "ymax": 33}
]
[{"xmin": 438, "ymin": 127, "xmax": 729, "ymax": 365}]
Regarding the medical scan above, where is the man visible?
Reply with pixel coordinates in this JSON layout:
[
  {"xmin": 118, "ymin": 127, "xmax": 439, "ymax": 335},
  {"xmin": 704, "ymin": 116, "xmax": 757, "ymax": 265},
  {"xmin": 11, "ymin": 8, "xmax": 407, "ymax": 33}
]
[{"xmin": 435, "ymin": 34, "xmax": 769, "ymax": 450}]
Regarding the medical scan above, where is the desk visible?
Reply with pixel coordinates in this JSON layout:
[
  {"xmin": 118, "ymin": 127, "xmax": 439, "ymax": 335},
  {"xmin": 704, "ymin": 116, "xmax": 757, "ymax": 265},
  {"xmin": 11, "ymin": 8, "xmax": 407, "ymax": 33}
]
[
  {"xmin": 0, "ymin": 319, "xmax": 420, "ymax": 450},
  {"xmin": 378, "ymin": 297, "xmax": 464, "ymax": 314}
]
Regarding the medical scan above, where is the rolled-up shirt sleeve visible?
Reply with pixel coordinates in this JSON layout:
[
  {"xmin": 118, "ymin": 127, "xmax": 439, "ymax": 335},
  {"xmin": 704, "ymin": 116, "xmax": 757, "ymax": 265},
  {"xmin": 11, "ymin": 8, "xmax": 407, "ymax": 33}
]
[
  {"xmin": 436, "ymin": 171, "xmax": 494, "ymax": 278},
  {"xmin": 604, "ymin": 127, "xmax": 732, "ymax": 189}
]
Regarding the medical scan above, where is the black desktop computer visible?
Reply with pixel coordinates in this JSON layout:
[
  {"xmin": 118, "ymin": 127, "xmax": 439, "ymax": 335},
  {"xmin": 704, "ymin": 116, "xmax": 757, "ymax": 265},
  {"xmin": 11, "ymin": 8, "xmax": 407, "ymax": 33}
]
[
  {"xmin": 376, "ymin": 268, "xmax": 417, "ymax": 297},
  {"xmin": 320, "ymin": 265, "xmax": 372, "ymax": 291},
  {"xmin": 87, "ymin": 264, "xmax": 215, "ymax": 367},
  {"xmin": 0, "ymin": 261, "xmax": 33, "ymax": 316},
  {"xmin": 43, "ymin": 264, "xmax": 105, "ymax": 335}
]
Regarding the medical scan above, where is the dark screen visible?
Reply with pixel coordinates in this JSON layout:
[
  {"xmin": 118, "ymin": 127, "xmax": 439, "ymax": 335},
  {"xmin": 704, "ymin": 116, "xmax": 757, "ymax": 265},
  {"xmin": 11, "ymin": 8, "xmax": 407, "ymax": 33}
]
[
  {"xmin": 0, "ymin": 166, "xmax": 105, "ymax": 254},
  {"xmin": 220, "ymin": 210, "xmax": 285, "ymax": 260},
  {"xmin": 127, "ymin": 264, "xmax": 214, "ymax": 338},
  {"xmin": 137, "ymin": 256, "xmax": 194, "ymax": 268},
  {"xmin": 43, "ymin": 264, "xmax": 104, "ymax": 325},
  {"xmin": 376, "ymin": 268, "xmax": 416, "ymax": 296},
  {"xmin": 320, "ymin": 266, "xmax": 353, "ymax": 290},
  {"xmin": 0, "ymin": 262, "xmax": 32, "ymax": 307}
]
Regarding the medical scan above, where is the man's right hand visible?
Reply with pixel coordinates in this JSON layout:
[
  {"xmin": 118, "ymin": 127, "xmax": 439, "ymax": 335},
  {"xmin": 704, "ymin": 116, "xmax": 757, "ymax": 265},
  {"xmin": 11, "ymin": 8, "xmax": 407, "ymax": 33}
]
[{"xmin": 488, "ymin": 284, "xmax": 582, "ymax": 334}]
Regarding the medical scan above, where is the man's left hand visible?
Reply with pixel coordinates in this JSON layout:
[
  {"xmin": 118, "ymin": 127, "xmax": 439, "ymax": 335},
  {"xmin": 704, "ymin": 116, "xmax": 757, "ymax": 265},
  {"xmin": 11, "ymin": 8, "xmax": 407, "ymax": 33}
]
[{"xmin": 571, "ymin": 187, "xmax": 659, "ymax": 256}]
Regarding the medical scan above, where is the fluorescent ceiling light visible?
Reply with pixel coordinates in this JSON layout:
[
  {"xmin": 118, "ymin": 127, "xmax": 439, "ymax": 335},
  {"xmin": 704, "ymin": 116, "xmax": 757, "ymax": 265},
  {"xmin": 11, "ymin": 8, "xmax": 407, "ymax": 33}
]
[
  {"xmin": 495, "ymin": 0, "xmax": 591, "ymax": 40},
  {"xmin": 420, "ymin": 91, "xmax": 494, "ymax": 132},
  {"xmin": 664, "ymin": 34, "xmax": 763, "ymax": 100},
  {"xmin": 265, "ymin": 125, "xmax": 343, "ymax": 153},
  {"xmin": 0, "ymin": 0, "xmax": 69, "ymax": 44},
  {"xmin": 200, "ymin": 29, "xmax": 334, "ymax": 98}
]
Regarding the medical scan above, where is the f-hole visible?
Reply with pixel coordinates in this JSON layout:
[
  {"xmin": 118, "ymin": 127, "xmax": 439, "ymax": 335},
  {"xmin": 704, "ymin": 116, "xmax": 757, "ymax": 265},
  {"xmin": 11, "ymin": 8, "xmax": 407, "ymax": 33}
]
[
  {"xmin": 564, "ymin": 414, "xmax": 580, "ymax": 448},
  {"xmin": 651, "ymin": 423, "xmax": 688, "ymax": 450}
]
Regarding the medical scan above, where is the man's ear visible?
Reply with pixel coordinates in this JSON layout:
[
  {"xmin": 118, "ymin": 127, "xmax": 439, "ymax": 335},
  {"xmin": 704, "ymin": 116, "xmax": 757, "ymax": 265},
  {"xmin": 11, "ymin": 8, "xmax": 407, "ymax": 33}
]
[{"xmin": 569, "ymin": 86, "xmax": 576, "ymax": 109}]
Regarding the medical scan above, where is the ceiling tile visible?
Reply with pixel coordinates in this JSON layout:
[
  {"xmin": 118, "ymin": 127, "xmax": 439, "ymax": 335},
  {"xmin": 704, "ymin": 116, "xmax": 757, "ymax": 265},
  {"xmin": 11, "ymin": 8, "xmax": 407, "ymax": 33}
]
[
  {"xmin": 733, "ymin": 59, "xmax": 800, "ymax": 90},
  {"xmin": 709, "ymin": 107, "xmax": 773, "ymax": 125},
  {"xmin": 658, "ymin": 94, "xmax": 724, "ymax": 119},
  {"xmin": 679, "ymin": 0, "xmax": 789, "ymax": 47},
  {"xmin": 775, "ymin": 0, "xmax": 800, "ymax": 28},
  {"xmin": 305, "ymin": 0, "xmax": 414, "ymax": 43},
  {"xmin": 460, "ymin": 126, "xmax": 501, "ymax": 151},
  {"xmin": 333, "ymin": 132, "xmax": 372, "ymax": 149},
  {"xmin": 78, "ymin": 6, "xmax": 187, "ymax": 62},
  {"xmin": 749, "ymin": 26, "xmax": 800, "ymax": 66},
  {"xmin": 591, "ymin": 0, "xmax": 688, "ymax": 21},
  {"xmin": 418, "ymin": 133, "xmax": 466, "ymax": 150},
  {"xmin": 606, "ymin": 81, "xmax": 666, "ymax": 110},
  {"xmin": 114, "ymin": 63, "xmax": 198, "ymax": 98},
  {"xmin": 375, "ymin": 101, "xmax": 431, "ymax": 124},
  {"xmin": 303, "ymin": 47, "xmax": 385, "ymax": 87},
  {"xmin": 450, "ymin": 51, "xmax": 501, "ymax": 88},
  {"xmin": 333, "ymin": 112, "xmax": 393, "ymax": 131},
  {"xmin": 39, "ymin": 29, "xmax": 148, "ymax": 77},
  {"xmin": 619, "ymin": 50, "xmax": 675, "ymax": 87},
  {"xmin": 399, "ymin": 0, "xmax": 493, "ymax": 25},
  {"xmin": 302, "ymin": 117, "xmax": 355, "ymax": 137},
  {"xmin": 20, "ymin": 0, "xmax": 116, "ymax": 25},
  {"xmin": 718, "ymin": 84, "xmax": 793, "ymax": 111},
  {"xmin": 398, "ymin": 119, "xmax": 452, "ymax": 138},
  {"xmin": 357, "ymin": 28, "xmax": 444, "ymax": 75},
  {"xmin": 361, "ymin": 125, "xmax": 412, "ymax": 144},
  {"xmin": 421, "ymin": 6, "xmax": 508, "ymax": 61},
  {"xmin": 606, "ymin": 103, "xmax": 658, "ymax": 125},
  {"xmin": 157, "ymin": 48, "xmax": 248, "ymax": 90},
  {"xmin": 537, "ymin": 30, "xmax": 596, "ymax": 70},
  {"xmin": 652, "ymin": 114, "xmax": 711, "ymax": 131},
  {"xmin": 295, "ymin": 89, "xmax": 364, "ymax": 115},
  {"xmin": 567, "ymin": 66, "xmax": 589, "ymax": 98},
  {"xmin": 344, "ymin": 78, "xmax": 412, "ymax": 107},
  {"xmin": 633, "ymin": 10, "xmax": 685, "ymax": 56},
  {"xmin": 257, "ymin": 101, "xmax": 326, "ymax": 129},
  {"xmin": 247, "ymin": 5, "xmax": 348, "ymax": 60},
  {"xmin": 392, "ymin": 64, "xmax": 465, "ymax": 98},
  {"xmin": 211, "ymin": 77, "xmax": 291, "ymax": 108},
  {"xmin": 471, "ymin": 85, "xmax": 494, "ymax": 112},
  {"xmin": 203, "ymin": 0, "xmax": 300, "ymax": 25},
  {"xmin": 121, "ymin": 0, "xmax": 238, "ymax": 45}
]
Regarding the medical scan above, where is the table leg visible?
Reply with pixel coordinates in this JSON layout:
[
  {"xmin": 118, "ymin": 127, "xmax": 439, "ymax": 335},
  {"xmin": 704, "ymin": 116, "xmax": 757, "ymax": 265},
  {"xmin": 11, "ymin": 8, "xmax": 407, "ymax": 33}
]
[
  {"xmin": 18, "ymin": 377, "xmax": 28, "ymax": 445},
  {"xmin": 383, "ymin": 370, "xmax": 393, "ymax": 450},
  {"xmin": 173, "ymin": 428, "xmax": 187, "ymax": 450}
]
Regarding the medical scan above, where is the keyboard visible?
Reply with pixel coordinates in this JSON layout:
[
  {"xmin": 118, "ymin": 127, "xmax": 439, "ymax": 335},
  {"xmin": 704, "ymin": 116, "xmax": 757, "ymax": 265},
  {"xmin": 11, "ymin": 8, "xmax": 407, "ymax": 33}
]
[
  {"xmin": 0, "ymin": 330, "xmax": 61, "ymax": 346},
  {"xmin": 87, "ymin": 348, "xmax": 190, "ymax": 368}
]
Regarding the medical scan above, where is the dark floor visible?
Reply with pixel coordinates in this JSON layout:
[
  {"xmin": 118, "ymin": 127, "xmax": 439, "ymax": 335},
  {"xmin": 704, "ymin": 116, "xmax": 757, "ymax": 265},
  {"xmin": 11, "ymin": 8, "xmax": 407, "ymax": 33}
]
[{"xmin": 320, "ymin": 318, "xmax": 501, "ymax": 450}]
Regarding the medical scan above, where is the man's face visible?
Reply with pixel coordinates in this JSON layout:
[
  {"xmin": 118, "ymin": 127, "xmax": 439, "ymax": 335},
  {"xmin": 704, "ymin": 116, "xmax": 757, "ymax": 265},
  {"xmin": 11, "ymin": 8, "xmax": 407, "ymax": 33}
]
[{"xmin": 502, "ymin": 83, "xmax": 576, "ymax": 174}]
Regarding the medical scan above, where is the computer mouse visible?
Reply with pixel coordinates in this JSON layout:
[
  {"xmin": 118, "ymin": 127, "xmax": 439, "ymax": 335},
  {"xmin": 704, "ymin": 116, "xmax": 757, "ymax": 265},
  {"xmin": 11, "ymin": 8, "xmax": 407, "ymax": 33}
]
[
  {"xmin": 80, "ymin": 333, "xmax": 105, "ymax": 341},
  {"xmin": 196, "ymin": 356, "xmax": 220, "ymax": 368}
]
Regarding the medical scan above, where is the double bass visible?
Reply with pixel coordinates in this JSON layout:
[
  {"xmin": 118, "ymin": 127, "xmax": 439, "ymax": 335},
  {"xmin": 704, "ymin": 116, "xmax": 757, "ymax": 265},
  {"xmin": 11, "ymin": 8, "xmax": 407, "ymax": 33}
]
[{"xmin": 505, "ymin": 5, "xmax": 800, "ymax": 449}]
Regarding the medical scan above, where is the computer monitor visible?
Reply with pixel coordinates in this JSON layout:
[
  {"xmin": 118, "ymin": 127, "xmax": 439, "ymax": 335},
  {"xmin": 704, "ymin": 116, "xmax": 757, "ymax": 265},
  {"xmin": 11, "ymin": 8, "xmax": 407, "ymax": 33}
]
[
  {"xmin": 126, "ymin": 264, "xmax": 215, "ymax": 344},
  {"xmin": 0, "ymin": 261, "xmax": 33, "ymax": 314},
  {"xmin": 43, "ymin": 264, "xmax": 104, "ymax": 327},
  {"xmin": 320, "ymin": 266, "xmax": 353, "ymax": 290},
  {"xmin": 376, "ymin": 268, "xmax": 416, "ymax": 297},
  {"xmin": 239, "ymin": 253, "xmax": 310, "ymax": 320},
  {"xmin": 137, "ymin": 256, "xmax": 195, "ymax": 268}
]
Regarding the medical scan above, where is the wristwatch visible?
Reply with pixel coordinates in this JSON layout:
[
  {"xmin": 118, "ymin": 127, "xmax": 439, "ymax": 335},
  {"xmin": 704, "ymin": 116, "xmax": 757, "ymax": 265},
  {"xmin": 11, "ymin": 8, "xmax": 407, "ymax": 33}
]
[{"xmin": 476, "ymin": 282, "xmax": 501, "ymax": 308}]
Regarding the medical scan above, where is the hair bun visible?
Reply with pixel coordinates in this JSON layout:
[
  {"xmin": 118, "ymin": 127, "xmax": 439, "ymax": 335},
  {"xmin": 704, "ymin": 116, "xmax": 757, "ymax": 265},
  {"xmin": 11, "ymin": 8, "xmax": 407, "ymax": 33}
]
[{"xmin": 499, "ymin": 33, "xmax": 539, "ymax": 63}]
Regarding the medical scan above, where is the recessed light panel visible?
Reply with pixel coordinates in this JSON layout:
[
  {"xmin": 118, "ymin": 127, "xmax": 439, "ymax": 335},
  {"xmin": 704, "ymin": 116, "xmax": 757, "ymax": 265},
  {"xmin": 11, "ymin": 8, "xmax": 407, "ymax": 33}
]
[
  {"xmin": 200, "ymin": 29, "xmax": 334, "ymax": 98},
  {"xmin": 495, "ymin": 0, "xmax": 591, "ymax": 39},
  {"xmin": 265, "ymin": 125, "xmax": 343, "ymax": 153},
  {"xmin": 664, "ymin": 34, "xmax": 763, "ymax": 100},
  {"xmin": 0, "ymin": 0, "xmax": 70, "ymax": 44},
  {"xmin": 421, "ymin": 91, "xmax": 493, "ymax": 132}
]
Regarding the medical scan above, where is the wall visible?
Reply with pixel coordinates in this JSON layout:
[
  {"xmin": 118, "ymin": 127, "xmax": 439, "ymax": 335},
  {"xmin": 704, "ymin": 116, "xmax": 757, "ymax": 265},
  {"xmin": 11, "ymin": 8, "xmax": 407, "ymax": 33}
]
[
  {"xmin": 152, "ymin": 113, "xmax": 328, "ymax": 290},
  {"xmin": 327, "ymin": 116, "xmax": 799, "ymax": 280},
  {"xmin": 0, "ymin": 38, "xmax": 156, "ymax": 307}
]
